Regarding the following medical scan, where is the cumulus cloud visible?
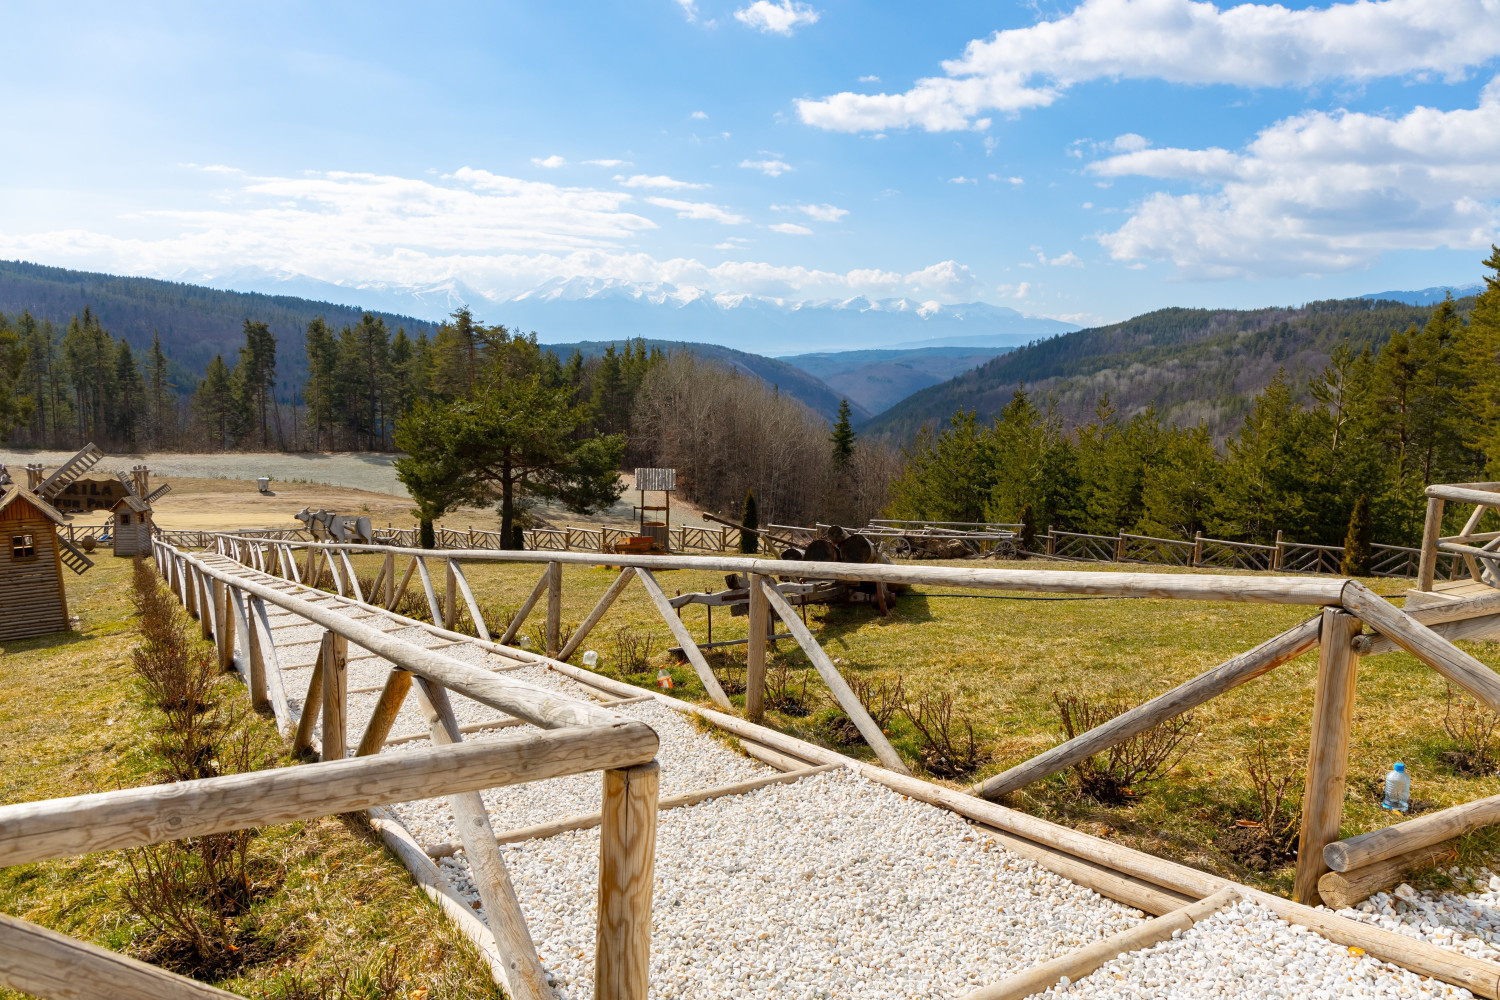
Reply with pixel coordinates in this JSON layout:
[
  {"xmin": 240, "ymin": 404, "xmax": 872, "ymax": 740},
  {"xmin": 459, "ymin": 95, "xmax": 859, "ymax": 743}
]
[
  {"xmin": 1109, "ymin": 133, "xmax": 1152, "ymax": 152},
  {"xmin": 645, "ymin": 197, "xmax": 749, "ymax": 224},
  {"xmin": 797, "ymin": 0, "xmax": 1500, "ymax": 132},
  {"xmin": 949, "ymin": 176, "xmax": 977, "ymax": 185},
  {"xmin": 617, "ymin": 173, "xmax": 708, "ymax": 190},
  {"xmin": 740, "ymin": 158, "xmax": 793, "ymax": 177},
  {"xmin": 859, "ymin": 74, "xmax": 880, "ymax": 83},
  {"xmin": 1035, "ymin": 248, "xmax": 1084, "ymax": 266},
  {"xmin": 734, "ymin": 0, "xmax": 819, "ymax": 35},
  {"xmin": 1093, "ymin": 77, "xmax": 1500, "ymax": 277},
  {"xmin": 531, "ymin": 155, "xmax": 567, "ymax": 168},
  {"xmin": 796, "ymin": 203, "xmax": 848, "ymax": 222},
  {"xmin": 0, "ymin": 165, "xmax": 990, "ymax": 305},
  {"xmin": 584, "ymin": 158, "xmax": 632, "ymax": 167},
  {"xmin": 769, "ymin": 222, "xmax": 814, "ymax": 234},
  {"xmin": 998, "ymin": 281, "xmax": 1032, "ymax": 299},
  {"xmin": 691, "ymin": 110, "xmax": 709, "ymax": 119}
]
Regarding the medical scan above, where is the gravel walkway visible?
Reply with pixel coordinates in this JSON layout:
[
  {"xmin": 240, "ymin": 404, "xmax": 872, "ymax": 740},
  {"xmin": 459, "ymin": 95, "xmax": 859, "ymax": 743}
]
[{"xmin": 200, "ymin": 552, "xmax": 1495, "ymax": 998}]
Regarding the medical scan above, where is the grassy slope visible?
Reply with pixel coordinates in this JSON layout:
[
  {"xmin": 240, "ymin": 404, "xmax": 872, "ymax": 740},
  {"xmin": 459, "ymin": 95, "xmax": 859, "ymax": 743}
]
[
  {"xmin": 358, "ymin": 553, "xmax": 1500, "ymax": 899},
  {"xmin": 0, "ymin": 558, "xmax": 500, "ymax": 999}
]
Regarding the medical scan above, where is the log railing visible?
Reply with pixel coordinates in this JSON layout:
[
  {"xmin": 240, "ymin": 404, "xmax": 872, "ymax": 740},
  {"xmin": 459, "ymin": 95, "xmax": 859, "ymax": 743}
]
[{"xmin": 138, "ymin": 536, "xmax": 662, "ymax": 1000}]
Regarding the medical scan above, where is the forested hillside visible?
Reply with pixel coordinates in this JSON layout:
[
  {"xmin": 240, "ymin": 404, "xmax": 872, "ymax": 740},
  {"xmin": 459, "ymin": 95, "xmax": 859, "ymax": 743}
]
[{"xmin": 865, "ymin": 297, "xmax": 1460, "ymax": 441}]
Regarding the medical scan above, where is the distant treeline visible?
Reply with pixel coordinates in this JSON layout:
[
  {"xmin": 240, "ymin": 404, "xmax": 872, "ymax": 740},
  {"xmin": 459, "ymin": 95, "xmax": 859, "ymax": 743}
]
[{"xmin": 888, "ymin": 249, "xmax": 1500, "ymax": 548}]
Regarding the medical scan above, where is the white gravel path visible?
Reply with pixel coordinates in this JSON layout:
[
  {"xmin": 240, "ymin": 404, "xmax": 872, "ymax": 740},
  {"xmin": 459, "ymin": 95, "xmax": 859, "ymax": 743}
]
[{"xmin": 1338, "ymin": 873, "xmax": 1500, "ymax": 964}]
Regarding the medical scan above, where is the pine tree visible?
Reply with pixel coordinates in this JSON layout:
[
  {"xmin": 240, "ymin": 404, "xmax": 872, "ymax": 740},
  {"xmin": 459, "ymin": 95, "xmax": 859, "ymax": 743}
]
[
  {"xmin": 1341, "ymin": 493, "xmax": 1374, "ymax": 577},
  {"xmin": 234, "ymin": 319, "xmax": 277, "ymax": 448},
  {"xmin": 145, "ymin": 331, "xmax": 174, "ymax": 449},
  {"xmin": 0, "ymin": 314, "xmax": 33, "ymax": 441},
  {"xmin": 111, "ymin": 339, "xmax": 145, "ymax": 449},
  {"xmin": 739, "ymin": 488, "xmax": 759, "ymax": 554},
  {"xmin": 304, "ymin": 317, "xmax": 338, "ymax": 449},
  {"xmin": 830, "ymin": 399, "xmax": 856, "ymax": 467},
  {"xmin": 195, "ymin": 355, "xmax": 235, "ymax": 450},
  {"xmin": 1018, "ymin": 502, "xmax": 1037, "ymax": 554}
]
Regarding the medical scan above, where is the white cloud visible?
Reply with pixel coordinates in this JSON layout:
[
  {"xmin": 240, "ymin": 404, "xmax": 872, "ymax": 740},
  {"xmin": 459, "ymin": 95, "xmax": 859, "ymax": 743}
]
[
  {"xmin": 1093, "ymin": 77, "xmax": 1500, "ymax": 277},
  {"xmin": 691, "ymin": 110, "xmax": 709, "ymax": 119},
  {"xmin": 584, "ymin": 158, "xmax": 632, "ymax": 167},
  {"xmin": 796, "ymin": 203, "xmax": 849, "ymax": 222},
  {"xmin": 859, "ymin": 75, "xmax": 881, "ymax": 84},
  {"xmin": 989, "ymin": 174, "xmax": 1025, "ymax": 185},
  {"xmin": 769, "ymin": 222, "xmax": 814, "ymax": 235},
  {"xmin": 998, "ymin": 281, "xmax": 1032, "ymax": 299},
  {"xmin": 1109, "ymin": 133, "xmax": 1152, "ymax": 153},
  {"xmin": 674, "ymin": 0, "xmax": 698, "ymax": 21},
  {"xmin": 531, "ymin": 155, "xmax": 567, "ymax": 168},
  {"xmin": 617, "ymin": 173, "xmax": 708, "ymax": 190},
  {"xmin": 645, "ymin": 197, "xmax": 749, "ymax": 224},
  {"xmin": 740, "ymin": 158, "xmax": 794, "ymax": 177},
  {"xmin": 1036, "ymin": 250, "xmax": 1083, "ymax": 266},
  {"xmin": 0, "ymin": 165, "xmax": 991, "ymax": 305},
  {"xmin": 797, "ymin": 0, "xmax": 1500, "ymax": 132},
  {"xmin": 949, "ymin": 176, "xmax": 977, "ymax": 185},
  {"xmin": 734, "ymin": 0, "xmax": 820, "ymax": 35}
]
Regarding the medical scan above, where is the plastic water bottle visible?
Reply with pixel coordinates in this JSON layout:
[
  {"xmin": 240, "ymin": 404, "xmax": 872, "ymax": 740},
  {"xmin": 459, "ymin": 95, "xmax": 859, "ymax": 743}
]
[
  {"xmin": 582, "ymin": 650, "xmax": 598, "ymax": 668},
  {"xmin": 1382, "ymin": 762, "xmax": 1410, "ymax": 813}
]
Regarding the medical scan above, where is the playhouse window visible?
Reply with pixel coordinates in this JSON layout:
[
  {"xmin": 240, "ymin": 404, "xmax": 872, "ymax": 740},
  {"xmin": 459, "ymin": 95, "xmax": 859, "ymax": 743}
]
[{"xmin": 11, "ymin": 534, "xmax": 35, "ymax": 559}]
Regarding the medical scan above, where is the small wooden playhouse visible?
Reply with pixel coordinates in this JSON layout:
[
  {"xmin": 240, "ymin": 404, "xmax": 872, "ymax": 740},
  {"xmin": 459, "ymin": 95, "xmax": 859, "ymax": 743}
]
[{"xmin": 0, "ymin": 486, "xmax": 92, "ymax": 642}]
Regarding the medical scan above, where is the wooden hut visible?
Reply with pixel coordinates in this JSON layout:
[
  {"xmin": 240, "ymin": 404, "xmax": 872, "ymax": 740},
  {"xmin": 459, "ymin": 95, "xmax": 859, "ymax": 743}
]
[
  {"xmin": 110, "ymin": 494, "xmax": 153, "ymax": 557},
  {"xmin": 0, "ymin": 486, "xmax": 73, "ymax": 641}
]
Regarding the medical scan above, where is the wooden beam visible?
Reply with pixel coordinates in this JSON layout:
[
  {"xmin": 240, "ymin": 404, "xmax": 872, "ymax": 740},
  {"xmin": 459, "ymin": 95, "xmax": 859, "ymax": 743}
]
[
  {"xmin": 973, "ymin": 823, "xmax": 1193, "ymax": 916},
  {"xmin": 558, "ymin": 567, "xmax": 636, "ymax": 662},
  {"xmin": 759, "ymin": 578, "xmax": 909, "ymax": 774},
  {"xmin": 414, "ymin": 556, "xmax": 443, "ymax": 625},
  {"xmin": 1319, "ymin": 844, "xmax": 1456, "ymax": 909},
  {"xmin": 1293, "ymin": 609, "xmax": 1362, "ymax": 905},
  {"xmin": 341, "ymin": 551, "xmax": 363, "ymax": 603},
  {"xmin": 636, "ymin": 569, "xmax": 733, "ymax": 711},
  {"xmin": 245, "ymin": 591, "xmax": 270, "ymax": 713},
  {"xmin": 1325, "ymin": 792, "xmax": 1500, "ymax": 873},
  {"xmin": 0, "ymin": 723, "xmax": 659, "ymax": 867},
  {"xmin": 291, "ymin": 643, "xmax": 325, "ymax": 756},
  {"xmin": 448, "ymin": 560, "xmax": 490, "ymax": 641},
  {"xmin": 545, "ymin": 560, "xmax": 562, "ymax": 657},
  {"xmin": 745, "ymin": 572, "xmax": 770, "ymax": 722},
  {"xmin": 974, "ymin": 616, "xmax": 1321, "ymax": 799},
  {"xmin": 595, "ymin": 760, "xmax": 659, "ymax": 1000},
  {"xmin": 0, "ymin": 910, "xmax": 242, "ymax": 1000},
  {"xmin": 1342, "ymin": 581, "xmax": 1500, "ymax": 713},
  {"xmin": 388, "ymin": 555, "xmax": 417, "ymax": 611},
  {"xmin": 380, "ymin": 550, "xmax": 394, "ymax": 607},
  {"xmin": 249, "ymin": 597, "xmax": 294, "ymax": 736},
  {"xmin": 319, "ymin": 631, "xmax": 349, "ymax": 762},
  {"xmin": 961, "ymin": 887, "xmax": 1239, "ymax": 1000},
  {"xmin": 1419, "ymin": 497, "xmax": 1446, "ymax": 591},
  {"xmin": 1352, "ymin": 589, "xmax": 1500, "ymax": 654},
  {"xmin": 444, "ymin": 558, "xmax": 458, "ymax": 631},
  {"xmin": 356, "ymin": 668, "xmax": 413, "ymax": 757},
  {"xmin": 500, "ymin": 566, "xmax": 551, "ymax": 646},
  {"xmin": 410, "ymin": 678, "xmax": 553, "ymax": 1000}
]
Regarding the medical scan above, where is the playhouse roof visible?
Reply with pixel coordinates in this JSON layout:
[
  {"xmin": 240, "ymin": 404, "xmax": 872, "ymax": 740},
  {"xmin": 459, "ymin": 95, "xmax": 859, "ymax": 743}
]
[
  {"xmin": 111, "ymin": 494, "xmax": 151, "ymax": 514},
  {"xmin": 0, "ymin": 486, "xmax": 68, "ymax": 525}
]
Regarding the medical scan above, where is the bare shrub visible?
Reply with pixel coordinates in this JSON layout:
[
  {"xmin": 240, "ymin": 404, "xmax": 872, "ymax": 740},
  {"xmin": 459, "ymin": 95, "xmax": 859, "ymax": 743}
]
[
  {"xmin": 821, "ymin": 670, "xmax": 905, "ymax": 745},
  {"xmin": 900, "ymin": 692, "xmax": 987, "ymax": 778},
  {"xmin": 763, "ymin": 660, "xmax": 809, "ymax": 715},
  {"xmin": 1245, "ymin": 739, "xmax": 1303, "ymax": 847},
  {"xmin": 611, "ymin": 626, "xmax": 656, "ymax": 676},
  {"xmin": 1052, "ymin": 693, "xmax": 1198, "ymax": 805},
  {"xmin": 1443, "ymin": 684, "xmax": 1500, "ymax": 775},
  {"xmin": 707, "ymin": 648, "xmax": 747, "ymax": 696},
  {"xmin": 265, "ymin": 948, "xmax": 401, "ymax": 1000}
]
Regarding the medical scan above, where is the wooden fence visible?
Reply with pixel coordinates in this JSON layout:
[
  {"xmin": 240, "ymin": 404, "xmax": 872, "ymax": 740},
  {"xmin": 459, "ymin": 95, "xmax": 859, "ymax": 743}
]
[{"xmin": 186, "ymin": 528, "xmax": 1500, "ymax": 997}]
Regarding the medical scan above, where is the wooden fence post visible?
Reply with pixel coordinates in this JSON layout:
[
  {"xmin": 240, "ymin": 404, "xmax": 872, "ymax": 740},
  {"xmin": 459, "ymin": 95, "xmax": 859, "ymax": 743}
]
[
  {"xmin": 1418, "ymin": 497, "xmax": 1445, "ymax": 592},
  {"xmin": 320, "ymin": 631, "xmax": 349, "ymax": 761},
  {"xmin": 198, "ymin": 568, "xmax": 213, "ymax": 639},
  {"xmin": 595, "ymin": 761, "xmax": 659, "ymax": 1000},
  {"xmin": 1274, "ymin": 529, "xmax": 1284, "ymax": 570},
  {"xmin": 1045, "ymin": 526, "xmax": 1055, "ymax": 557},
  {"xmin": 1116, "ymin": 531, "xmax": 1126, "ymax": 561},
  {"xmin": 383, "ymin": 551, "xmax": 395, "ymax": 607},
  {"xmin": 745, "ymin": 573, "xmax": 770, "ymax": 722},
  {"xmin": 546, "ymin": 560, "xmax": 562, "ymax": 657},
  {"xmin": 246, "ymin": 593, "xmax": 269, "ymax": 712},
  {"xmin": 1293, "ymin": 609, "xmax": 1362, "ymax": 905},
  {"xmin": 1193, "ymin": 531, "xmax": 1204, "ymax": 567},
  {"xmin": 444, "ymin": 558, "xmax": 459, "ymax": 631},
  {"xmin": 213, "ymin": 581, "xmax": 234, "ymax": 671}
]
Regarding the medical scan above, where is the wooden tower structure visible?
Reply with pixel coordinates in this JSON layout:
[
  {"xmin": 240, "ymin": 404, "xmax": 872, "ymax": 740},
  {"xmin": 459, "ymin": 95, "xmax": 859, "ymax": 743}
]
[{"xmin": 0, "ymin": 486, "xmax": 93, "ymax": 642}]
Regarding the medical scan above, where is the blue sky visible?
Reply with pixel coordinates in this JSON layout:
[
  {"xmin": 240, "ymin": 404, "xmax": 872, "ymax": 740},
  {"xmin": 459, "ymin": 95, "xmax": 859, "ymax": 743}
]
[{"xmin": 2, "ymin": 0, "xmax": 1499, "ymax": 332}]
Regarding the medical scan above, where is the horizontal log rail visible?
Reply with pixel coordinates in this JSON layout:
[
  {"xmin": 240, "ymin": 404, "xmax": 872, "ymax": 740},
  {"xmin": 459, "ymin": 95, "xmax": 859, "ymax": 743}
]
[{"xmin": 1324, "ymin": 793, "xmax": 1500, "ymax": 874}]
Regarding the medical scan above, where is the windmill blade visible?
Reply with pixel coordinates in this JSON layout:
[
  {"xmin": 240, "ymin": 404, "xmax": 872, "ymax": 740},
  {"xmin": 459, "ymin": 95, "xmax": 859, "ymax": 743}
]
[
  {"xmin": 115, "ymin": 470, "xmax": 139, "ymax": 497},
  {"xmin": 36, "ymin": 443, "xmax": 103, "ymax": 500},
  {"xmin": 145, "ymin": 482, "xmax": 172, "ymax": 503},
  {"xmin": 57, "ymin": 534, "xmax": 94, "ymax": 575}
]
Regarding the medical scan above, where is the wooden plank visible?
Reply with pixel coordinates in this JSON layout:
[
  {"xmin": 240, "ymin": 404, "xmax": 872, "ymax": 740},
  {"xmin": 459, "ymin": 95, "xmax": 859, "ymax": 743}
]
[
  {"xmin": 1294, "ymin": 609, "xmax": 1362, "ymax": 905},
  {"xmin": 501, "ymin": 567, "xmax": 550, "ymax": 646},
  {"xmin": 444, "ymin": 558, "xmax": 458, "ymax": 631},
  {"xmin": 1342, "ymin": 581, "xmax": 1500, "ymax": 713},
  {"xmin": 558, "ymin": 567, "xmax": 635, "ymax": 662},
  {"xmin": 745, "ymin": 572, "xmax": 769, "ymax": 722},
  {"xmin": 320, "ymin": 631, "xmax": 349, "ymax": 761},
  {"xmin": 1325, "ymin": 792, "xmax": 1500, "ymax": 873},
  {"xmin": 636, "ymin": 569, "xmax": 733, "ymax": 711},
  {"xmin": 249, "ymin": 597, "xmax": 294, "ymax": 737},
  {"xmin": 389, "ymin": 555, "xmax": 417, "ymax": 610},
  {"xmin": 449, "ymin": 560, "xmax": 490, "ymax": 641},
  {"xmin": 341, "ymin": 551, "xmax": 363, "ymax": 603},
  {"xmin": 0, "ymin": 910, "xmax": 241, "ymax": 1000},
  {"xmin": 760, "ymin": 577, "xmax": 909, "ymax": 774},
  {"xmin": 0, "ymin": 722, "xmax": 659, "ymax": 867},
  {"xmin": 975, "ymin": 616, "xmax": 1322, "ymax": 799},
  {"xmin": 596, "ymin": 760, "xmax": 659, "ymax": 1000},
  {"xmin": 1319, "ymin": 844, "xmax": 1456, "ymax": 909},
  {"xmin": 355, "ymin": 669, "xmax": 414, "ymax": 757},
  {"xmin": 1353, "ymin": 588, "xmax": 1500, "ymax": 654},
  {"xmin": 1358, "ymin": 612, "xmax": 1500, "ymax": 655},
  {"xmin": 410, "ymin": 678, "xmax": 553, "ymax": 1000},
  {"xmin": 415, "ymin": 556, "xmax": 443, "ymax": 626},
  {"xmin": 245, "ymin": 591, "xmax": 270, "ymax": 713},
  {"xmin": 292, "ymin": 643, "xmax": 326, "ymax": 756},
  {"xmin": 961, "ymin": 887, "xmax": 1239, "ymax": 1000},
  {"xmin": 545, "ymin": 560, "xmax": 562, "ymax": 657},
  {"xmin": 1419, "ymin": 497, "xmax": 1447, "ymax": 591}
]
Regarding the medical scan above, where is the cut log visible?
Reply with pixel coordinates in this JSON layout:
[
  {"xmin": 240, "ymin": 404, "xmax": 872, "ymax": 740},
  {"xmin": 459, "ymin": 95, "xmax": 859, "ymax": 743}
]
[
  {"xmin": 1325, "ymin": 792, "xmax": 1500, "ymax": 873},
  {"xmin": 596, "ymin": 761, "xmax": 658, "ymax": 1000},
  {"xmin": 1318, "ymin": 844, "xmax": 1457, "ymax": 909}
]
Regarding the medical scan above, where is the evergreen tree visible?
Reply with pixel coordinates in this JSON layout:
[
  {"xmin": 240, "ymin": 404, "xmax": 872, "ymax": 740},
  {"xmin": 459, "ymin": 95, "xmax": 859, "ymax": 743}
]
[
  {"xmin": 194, "ymin": 354, "xmax": 235, "ymax": 450},
  {"xmin": 1208, "ymin": 370, "xmax": 1311, "ymax": 542},
  {"xmin": 739, "ymin": 488, "xmax": 759, "ymax": 554},
  {"xmin": 234, "ymin": 319, "xmax": 277, "ymax": 448},
  {"xmin": 0, "ymin": 314, "xmax": 33, "ymax": 441},
  {"xmin": 830, "ymin": 399, "xmax": 856, "ymax": 467},
  {"xmin": 1018, "ymin": 502, "xmax": 1037, "ymax": 554},
  {"xmin": 886, "ymin": 410, "xmax": 996, "ymax": 523},
  {"xmin": 145, "ymin": 331, "xmax": 174, "ymax": 449},
  {"xmin": 304, "ymin": 317, "xmax": 338, "ymax": 450},
  {"xmin": 1341, "ymin": 493, "xmax": 1373, "ymax": 577},
  {"xmin": 111, "ymin": 339, "xmax": 145, "ymax": 449}
]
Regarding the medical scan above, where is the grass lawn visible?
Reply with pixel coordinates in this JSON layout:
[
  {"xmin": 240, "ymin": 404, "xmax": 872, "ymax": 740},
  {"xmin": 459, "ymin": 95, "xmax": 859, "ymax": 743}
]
[
  {"xmin": 334, "ymin": 551, "xmax": 1500, "ymax": 900},
  {"xmin": 0, "ymin": 556, "xmax": 501, "ymax": 999}
]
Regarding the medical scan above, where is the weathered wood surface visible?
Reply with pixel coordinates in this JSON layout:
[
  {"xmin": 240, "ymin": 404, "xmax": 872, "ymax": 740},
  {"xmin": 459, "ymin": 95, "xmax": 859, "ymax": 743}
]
[
  {"xmin": 0, "ymin": 910, "xmax": 242, "ymax": 1000},
  {"xmin": 0, "ymin": 723, "xmax": 658, "ymax": 867},
  {"xmin": 760, "ymin": 578, "xmax": 910, "ymax": 774},
  {"xmin": 1325, "ymin": 792, "xmax": 1500, "ymax": 873},
  {"xmin": 1355, "ymin": 587, "xmax": 1500, "ymax": 654},
  {"xmin": 961, "ymin": 888, "xmax": 1239, "ymax": 1000},
  {"xmin": 411, "ymin": 678, "xmax": 553, "ymax": 1000},
  {"xmin": 546, "ymin": 559, "xmax": 562, "ymax": 657},
  {"xmin": 596, "ymin": 761, "xmax": 659, "ymax": 1000},
  {"xmin": 974, "ymin": 616, "xmax": 1322, "ymax": 799},
  {"xmin": 1419, "ymin": 497, "xmax": 1447, "ymax": 591},
  {"xmin": 292, "ymin": 643, "xmax": 326, "ymax": 756},
  {"xmin": 448, "ymin": 559, "xmax": 490, "ymax": 641},
  {"xmin": 320, "ymin": 631, "xmax": 350, "ymax": 762},
  {"xmin": 558, "ymin": 567, "xmax": 636, "ymax": 662},
  {"xmin": 636, "ymin": 568, "xmax": 733, "ymax": 710},
  {"xmin": 355, "ymin": 668, "xmax": 413, "ymax": 757},
  {"xmin": 500, "ymin": 566, "xmax": 551, "ymax": 645},
  {"xmin": 745, "ymin": 572, "xmax": 770, "ymax": 722},
  {"xmin": 1342, "ymin": 581, "xmax": 1500, "ymax": 713},
  {"xmin": 1294, "ymin": 610, "xmax": 1361, "ymax": 905},
  {"xmin": 974, "ymin": 824, "xmax": 1194, "ymax": 916},
  {"xmin": 414, "ymin": 556, "xmax": 444, "ymax": 628},
  {"xmin": 1318, "ymin": 844, "xmax": 1456, "ymax": 909}
]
